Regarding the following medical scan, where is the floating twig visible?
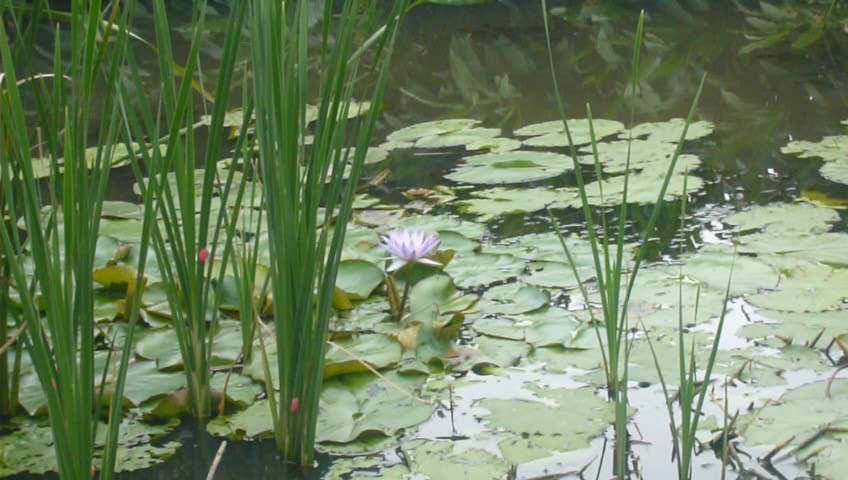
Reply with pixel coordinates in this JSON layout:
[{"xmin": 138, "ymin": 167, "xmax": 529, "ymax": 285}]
[{"xmin": 205, "ymin": 441, "xmax": 227, "ymax": 480}]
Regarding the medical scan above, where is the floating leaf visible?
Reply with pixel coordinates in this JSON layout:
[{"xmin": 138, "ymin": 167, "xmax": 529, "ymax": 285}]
[
  {"xmin": 479, "ymin": 385, "xmax": 615, "ymax": 460},
  {"xmin": 479, "ymin": 283, "xmax": 549, "ymax": 315},
  {"xmin": 456, "ymin": 187, "xmax": 579, "ymax": 221},
  {"xmin": 386, "ymin": 119, "xmax": 480, "ymax": 143},
  {"xmin": 466, "ymin": 137, "xmax": 522, "ymax": 153},
  {"xmin": 402, "ymin": 439, "xmax": 508, "ymax": 479},
  {"xmin": 445, "ymin": 151, "xmax": 572, "ymax": 185},
  {"xmin": 414, "ymin": 127, "xmax": 501, "ymax": 149},
  {"xmin": 316, "ymin": 372, "xmax": 432, "ymax": 444},
  {"xmin": 336, "ymin": 260, "xmax": 385, "ymax": 300},
  {"xmin": 782, "ymin": 134, "xmax": 848, "ymax": 162},
  {"xmin": 724, "ymin": 201, "xmax": 839, "ymax": 234},
  {"xmin": 444, "ymin": 253, "xmax": 524, "ymax": 288},
  {"xmin": 748, "ymin": 264, "xmax": 848, "ymax": 312},
  {"xmin": 625, "ymin": 118, "xmax": 714, "ymax": 143},
  {"xmin": 515, "ymin": 118, "xmax": 624, "ymax": 146},
  {"xmin": 324, "ymin": 334, "xmax": 402, "ymax": 378}
]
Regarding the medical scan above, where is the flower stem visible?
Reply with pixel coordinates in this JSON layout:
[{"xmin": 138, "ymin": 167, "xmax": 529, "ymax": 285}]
[{"xmin": 397, "ymin": 279, "xmax": 411, "ymax": 322}]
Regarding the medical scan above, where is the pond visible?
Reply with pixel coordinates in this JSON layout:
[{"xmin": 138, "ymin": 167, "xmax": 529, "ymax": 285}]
[{"xmin": 3, "ymin": 1, "xmax": 848, "ymax": 479}]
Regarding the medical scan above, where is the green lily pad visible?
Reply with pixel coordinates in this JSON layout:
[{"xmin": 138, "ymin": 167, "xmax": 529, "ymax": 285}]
[
  {"xmin": 681, "ymin": 246, "xmax": 778, "ymax": 295},
  {"xmin": 781, "ymin": 134, "xmax": 848, "ymax": 162},
  {"xmin": 402, "ymin": 439, "xmax": 508, "ymax": 480},
  {"xmin": 581, "ymin": 170, "xmax": 705, "ymax": 206},
  {"xmin": 395, "ymin": 214, "xmax": 485, "ymax": 240},
  {"xmin": 134, "ymin": 321, "xmax": 244, "ymax": 371},
  {"xmin": 456, "ymin": 187, "xmax": 579, "ymax": 221},
  {"xmin": 579, "ymin": 139, "xmax": 701, "ymax": 175},
  {"xmin": 445, "ymin": 151, "xmax": 573, "ymax": 185},
  {"xmin": 475, "ymin": 335, "xmax": 531, "ymax": 367},
  {"xmin": 742, "ymin": 379, "xmax": 848, "ymax": 478},
  {"xmin": 120, "ymin": 361, "xmax": 188, "ymax": 407},
  {"xmin": 739, "ymin": 232, "xmax": 848, "ymax": 267},
  {"xmin": 479, "ymin": 283, "xmax": 550, "ymax": 315},
  {"xmin": 523, "ymin": 260, "xmax": 592, "ymax": 290},
  {"xmin": 316, "ymin": 372, "xmax": 433, "ymax": 444},
  {"xmin": 821, "ymin": 160, "xmax": 848, "ymax": 185},
  {"xmin": 723, "ymin": 201, "xmax": 839, "ymax": 234},
  {"xmin": 324, "ymin": 334, "xmax": 402, "ymax": 378},
  {"xmin": 479, "ymin": 385, "xmax": 614, "ymax": 459},
  {"xmin": 408, "ymin": 273, "xmax": 479, "ymax": 318},
  {"xmin": 747, "ymin": 264, "xmax": 848, "ymax": 312},
  {"xmin": 739, "ymin": 309, "xmax": 847, "ymax": 345},
  {"xmin": 515, "ymin": 118, "xmax": 625, "ymax": 146},
  {"xmin": 336, "ymin": 260, "xmax": 385, "ymax": 300},
  {"xmin": 414, "ymin": 127, "xmax": 501, "ymax": 149},
  {"xmin": 387, "ymin": 119, "xmax": 481, "ymax": 143},
  {"xmin": 207, "ymin": 399, "xmax": 273, "ymax": 440},
  {"xmin": 466, "ymin": 137, "xmax": 522, "ymax": 153},
  {"xmin": 625, "ymin": 118, "xmax": 714, "ymax": 143},
  {"xmin": 526, "ymin": 343, "xmax": 603, "ymax": 372},
  {"xmin": 444, "ymin": 253, "xmax": 525, "ymax": 288}
]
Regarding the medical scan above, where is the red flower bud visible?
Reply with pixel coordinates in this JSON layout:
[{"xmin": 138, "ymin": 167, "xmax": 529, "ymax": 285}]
[
  {"xmin": 290, "ymin": 397, "xmax": 300, "ymax": 415},
  {"xmin": 198, "ymin": 247, "xmax": 210, "ymax": 264}
]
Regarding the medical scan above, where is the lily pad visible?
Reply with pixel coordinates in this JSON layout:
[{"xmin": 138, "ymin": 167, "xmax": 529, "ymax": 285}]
[
  {"xmin": 444, "ymin": 253, "xmax": 525, "ymax": 288},
  {"xmin": 479, "ymin": 283, "xmax": 550, "ymax": 315},
  {"xmin": 579, "ymin": 139, "xmax": 701, "ymax": 175},
  {"xmin": 466, "ymin": 137, "xmax": 522, "ymax": 153},
  {"xmin": 324, "ymin": 334, "xmax": 402, "ymax": 378},
  {"xmin": 781, "ymin": 134, "xmax": 848, "ymax": 162},
  {"xmin": 479, "ymin": 385, "xmax": 615, "ymax": 460},
  {"xmin": 445, "ymin": 151, "xmax": 572, "ymax": 185},
  {"xmin": 336, "ymin": 260, "xmax": 385, "ymax": 300},
  {"xmin": 723, "ymin": 201, "xmax": 839, "ymax": 234},
  {"xmin": 316, "ymin": 372, "xmax": 433, "ymax": 444},
  {"xmin": 387, "ymin": 119, "xmax": 481, "ymax": 143},
  {"xmin": 456, "ymin": 187, "xmax": 579, "ymax": 221},
  {"xmin": 747, "ymin": 264, "xmax": 848, "ymax": 312},
  {"xmin": 681, "ymin": 246, "xmax": 778, "ymax": 295},
  {"xmin": 515, "ymin": 118, "xmax": 625, "ymax": 146},
  {"xmin": 625, "ymin": 118, "xmax": 714, "ymax": 143},
  {"xmin": 742, "ymin": 379, "xmax": 848, "ymax": 479},
  {"xmin": 821, "ymin": 160, "xmax": 848, "ymax": 185},
  {"xmin": 207, "ymin": 399, "xmax": 273, "ymax": 440},
  {"xmin": 738, "ymin": 232, "xmax": 848, "ymax": 267},
  {"xmin": 395, "ymin": 214, "xmax": 485, "ymax": 240},
  {"xmin": 402, "ymin": 439, "xmax": 508, "ymax": 480},
  {"xmin": 414, "ymin": 127, "xmax": 501, "ymax": 149}
]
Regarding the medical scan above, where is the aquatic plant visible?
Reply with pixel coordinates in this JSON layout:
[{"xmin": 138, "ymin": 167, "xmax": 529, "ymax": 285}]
[
  {"xmin": 542, "ymin": 3, "xmax": 706, "ymax": 475},
  {"xmin": 0, "ymin": 1, "xmax": 158, "ymax": 478},
  {"xmin": 644, "ymin": 182, "xmax": 734, "ymax": 480},
  {"xmin": 117, "ymin": 0, "xmax": 249, "ymax": 420},
  {"xmin": 381, "ymin": 230, "xmax": 442, "ymax": 272},
  {"xmin": 381, "ymin": 229, "xmax": 442, "ymax": 321},
  {"xmin": 247, "ymin": 0, "xmax": 408, "ymax": 465}
]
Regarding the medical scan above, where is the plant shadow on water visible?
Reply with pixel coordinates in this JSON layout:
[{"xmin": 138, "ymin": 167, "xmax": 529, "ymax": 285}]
[{"xmin": 4, "ymin": 0, "xmax": 848, "ymax": 479}]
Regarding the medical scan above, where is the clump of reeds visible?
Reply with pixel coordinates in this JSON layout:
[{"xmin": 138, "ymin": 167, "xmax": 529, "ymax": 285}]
[
  {"xmin": 0, "ymin": 1, "xmax": 151, "ymax": 478},
  {"xmin": 118, "ymin": 0, "xmax": 249, "ymax": 420},
  {"xmin": 247, "ymin": 0, "xmax": 408, "ymax": 465}
]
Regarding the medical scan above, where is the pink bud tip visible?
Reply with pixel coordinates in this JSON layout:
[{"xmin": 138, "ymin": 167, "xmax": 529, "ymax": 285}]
[
  {"xmin": 290, "ymin": 398, "xmax": 300, "ymax": 415},
  {"xmin": 198, "ymin": 247, "xmax": 210, "ymax": 264}
]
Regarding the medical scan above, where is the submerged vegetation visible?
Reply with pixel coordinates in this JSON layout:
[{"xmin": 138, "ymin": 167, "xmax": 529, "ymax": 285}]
[{"xmin": 0, "ymin": 0, "xmax": 847, "ymax": 479}]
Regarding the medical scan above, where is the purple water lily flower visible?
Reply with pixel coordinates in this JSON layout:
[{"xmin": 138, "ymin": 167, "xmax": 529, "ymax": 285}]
[{"xmin": 380, "ymin": 229, "xmax": 441, "ymax": 272}]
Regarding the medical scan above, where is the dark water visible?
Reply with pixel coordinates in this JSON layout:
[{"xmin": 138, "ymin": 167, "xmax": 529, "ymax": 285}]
[{"xmin": 11, "ymin": 1, "xmax": 848, "ymax": 479}]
